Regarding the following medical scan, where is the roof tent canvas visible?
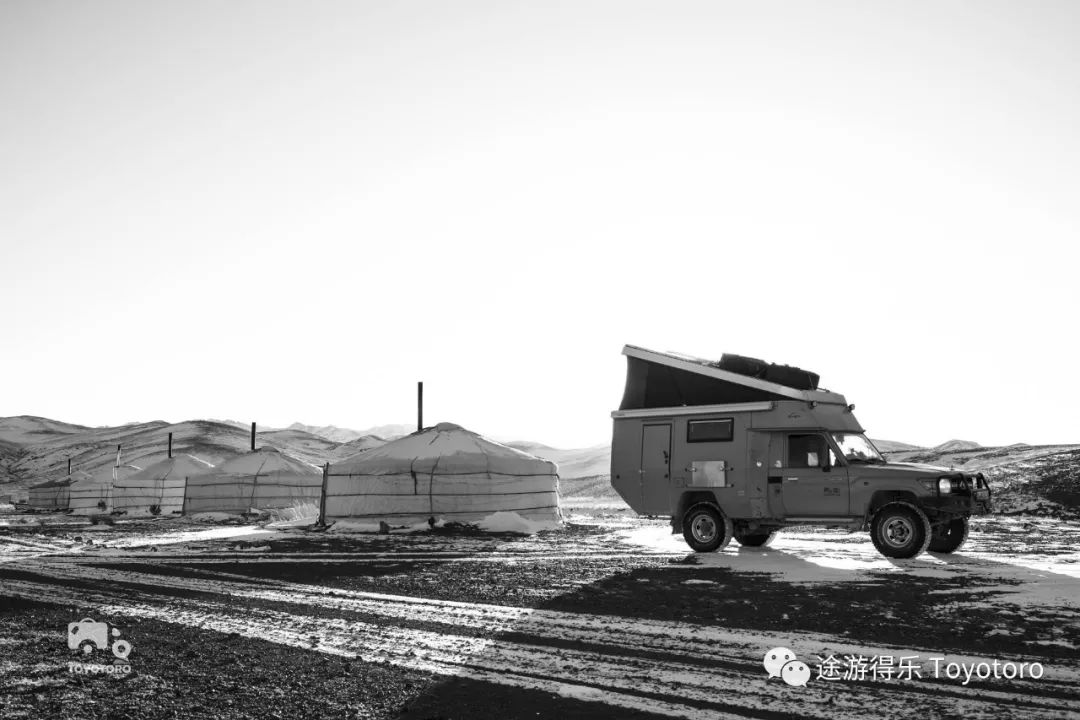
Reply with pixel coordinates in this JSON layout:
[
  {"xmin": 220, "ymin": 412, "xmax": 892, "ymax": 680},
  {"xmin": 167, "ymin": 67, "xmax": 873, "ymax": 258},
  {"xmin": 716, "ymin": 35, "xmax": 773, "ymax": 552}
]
[
  {"xmin": 27, "ymin": 471, "xmax": 92, "ymax": 510},
  {"xmin": 324, "ymin": 422, "xmax": 561, "ymax": 525},
  {"xmin": 183, "ymin": 447, "xmax": 321, "ymax": 514},
  {"xmin": 618, "ymin": 345, "xmax": 846, "ymax": 412},
  {"xmin": 113, "ymin": 454, "xmax": 213, "ymax": 515}
]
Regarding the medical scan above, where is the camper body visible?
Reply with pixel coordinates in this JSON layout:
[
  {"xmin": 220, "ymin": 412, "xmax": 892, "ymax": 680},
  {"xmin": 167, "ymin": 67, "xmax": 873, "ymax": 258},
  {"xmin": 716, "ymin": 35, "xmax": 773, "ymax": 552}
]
[{"xmin": 611, "ymin": 346, "xmax": 992, "ymax": 559}]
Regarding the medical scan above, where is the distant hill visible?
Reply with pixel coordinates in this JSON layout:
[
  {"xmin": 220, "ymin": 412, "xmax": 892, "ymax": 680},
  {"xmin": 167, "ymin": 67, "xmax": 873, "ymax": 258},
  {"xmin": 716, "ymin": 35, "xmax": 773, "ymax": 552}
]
[
  {"xmin": 933, "ymin": 439, "xmax": 982, "ymax": 452},
  {"xmin": 0, "ymin": 416, "xmax": 92, "ymax": 445},
  {"xmin": 506, "ymin": 442, "xmax": 610, "ymax": 479},
  {"xmin": 329, "ymin": 435, "xmax": 390, "ymax": 461},
  {"xmin": 357, "ymin": 423, "xmax": 415, "ymax": 440},
  {"xmin": 286, "ymin": 422, "xmax": 367, "ymax": 444},
  {"xmin": 871, "ymin": 439, "xmax": 925, "ymax": 453}
]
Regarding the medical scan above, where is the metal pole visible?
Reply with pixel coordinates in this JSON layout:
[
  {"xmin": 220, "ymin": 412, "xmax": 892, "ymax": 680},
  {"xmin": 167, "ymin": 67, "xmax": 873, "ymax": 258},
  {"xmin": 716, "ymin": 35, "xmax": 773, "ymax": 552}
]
[
  {"xmin": 250, "ymin": 422, "xmax": 256, "ymax": 452},
  {"xmin": 67, "ymin": 457, "xmax": 71, "ymax": 475},
  {"xmin": 318, "ymin": 462, "xmax": 329, "ymax": 526},
  {"xmin": 168, "ymin": 433, "xmax": 173, "ymax": 459},
  {"xmin": 417, "ymin": 381, "xmax": 423, "ymax": 433}
]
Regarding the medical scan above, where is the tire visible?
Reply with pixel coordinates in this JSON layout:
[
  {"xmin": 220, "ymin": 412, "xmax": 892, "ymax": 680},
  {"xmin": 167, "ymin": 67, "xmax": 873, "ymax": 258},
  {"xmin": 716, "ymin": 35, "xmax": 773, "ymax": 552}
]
[
  {"xmin": 870, "ymin": 502, "xmax": 931, "ymax": 559},
  {"xmin": 682, "ymin": 504, "xmax": 733, "ymax": 552},
  {"xmin": 111, "ymin": 639, "xmax": 132, "ymax": 660},
  {"xmin": 734, "ymin": 530, "xmax": 777, "ymax": 547},
  {"xmin": 929, "ymin": 517, "xmax": 970, "ymax": 553}
]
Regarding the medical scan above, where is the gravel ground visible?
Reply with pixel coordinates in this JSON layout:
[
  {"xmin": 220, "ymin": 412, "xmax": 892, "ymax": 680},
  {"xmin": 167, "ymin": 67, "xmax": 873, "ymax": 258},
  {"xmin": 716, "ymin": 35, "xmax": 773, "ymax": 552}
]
[{"xmin": 1, "ymin": 508, "xmax": 1078, "ymax": 719}]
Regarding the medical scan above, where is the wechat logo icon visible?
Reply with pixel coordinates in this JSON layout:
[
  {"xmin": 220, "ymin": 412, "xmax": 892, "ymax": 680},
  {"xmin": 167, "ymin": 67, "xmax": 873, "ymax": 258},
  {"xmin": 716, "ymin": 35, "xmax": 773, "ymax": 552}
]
[{"xmin": 764, "ymin": 647, "xmax": 810, "ymax": 687}]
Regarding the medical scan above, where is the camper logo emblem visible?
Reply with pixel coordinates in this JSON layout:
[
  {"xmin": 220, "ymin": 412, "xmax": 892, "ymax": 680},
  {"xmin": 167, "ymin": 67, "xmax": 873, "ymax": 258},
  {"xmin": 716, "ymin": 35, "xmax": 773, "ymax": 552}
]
[
  {"xmin": 764, "ymin": 647, "xmax": 811, "ymax": 687},
  {"xmin": 66, "ymin": 618, "xmax": 132, "ymax": 675}
]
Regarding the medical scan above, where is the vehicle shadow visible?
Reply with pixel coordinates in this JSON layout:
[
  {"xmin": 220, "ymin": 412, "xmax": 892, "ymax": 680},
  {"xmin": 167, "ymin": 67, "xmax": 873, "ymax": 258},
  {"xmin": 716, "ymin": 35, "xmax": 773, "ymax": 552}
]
[{"xmin": 397, "ymin": 536, "xmax": 1080, "ymax": 719}]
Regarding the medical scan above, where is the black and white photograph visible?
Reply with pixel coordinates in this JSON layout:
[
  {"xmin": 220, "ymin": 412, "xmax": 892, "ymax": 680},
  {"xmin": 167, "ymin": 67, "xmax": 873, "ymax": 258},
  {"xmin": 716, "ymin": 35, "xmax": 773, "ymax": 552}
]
[{"xmin": 1, "ymin": 1, "xmax": 1078, "ymax": 718}]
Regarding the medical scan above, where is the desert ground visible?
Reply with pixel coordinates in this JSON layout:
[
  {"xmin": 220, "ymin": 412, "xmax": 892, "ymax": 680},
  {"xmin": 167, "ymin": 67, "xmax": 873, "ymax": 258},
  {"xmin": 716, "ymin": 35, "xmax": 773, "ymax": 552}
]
[{"xmin": 2, "ymin": 500, "xmax": 1078, "ymax": 720}]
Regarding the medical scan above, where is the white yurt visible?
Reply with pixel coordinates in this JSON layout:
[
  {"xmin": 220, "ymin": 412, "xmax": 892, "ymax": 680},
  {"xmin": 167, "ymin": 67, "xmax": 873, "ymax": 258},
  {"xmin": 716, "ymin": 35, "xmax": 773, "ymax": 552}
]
[
  {"xmin": 113, "ymin": 454, "xmax": 213, "ymax": 515},
  {"xmin": 27, "ymin": 470, "xmax": 92, "ymax": 510},
  {"xmin": 183, "ymin": 446, "xmax": 322, "ymax": 514},
  {"xmin": 67, "ymin": 463, "xmax": 141, "ymax": 515},
  {"xmin": 323, "ymin": 422, "xmax": 561, "ymax": 525}
]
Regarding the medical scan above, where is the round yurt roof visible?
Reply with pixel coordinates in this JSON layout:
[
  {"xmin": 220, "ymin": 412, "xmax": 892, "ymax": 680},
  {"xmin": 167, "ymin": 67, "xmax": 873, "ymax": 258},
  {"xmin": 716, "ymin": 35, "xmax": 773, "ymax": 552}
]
[
  {"xmin": 214, "ymin": 446, "xmax": 319, "ymax": 476},
  {"xmin": 90, "ymin": 464, "xmax": 142, "ymax": 485},
  {"xmin": 31, "ymin": 470, "xmax": 93, "ymax": 489},
  {"xmin": 331, "ymin": 422, "xmax": 558, "ymax": 476},
  {"xmin": 124, "ymin": 454, "xmax": 214, "ymax": 483}
]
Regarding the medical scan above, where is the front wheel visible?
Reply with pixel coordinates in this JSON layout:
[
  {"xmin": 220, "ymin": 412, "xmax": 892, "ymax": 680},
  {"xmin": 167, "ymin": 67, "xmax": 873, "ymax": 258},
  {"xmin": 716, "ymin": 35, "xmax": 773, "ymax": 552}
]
[
  {"xmin": 929, "ymin": 517, "xmax": 969, "ymax": 553},
  {"xmin": 870, "ymin": 503, "xmax": 931, "ymax": 559},
  {"xmin": 682, "ymin": 505, "xmax": 733, "ymax": 552}
]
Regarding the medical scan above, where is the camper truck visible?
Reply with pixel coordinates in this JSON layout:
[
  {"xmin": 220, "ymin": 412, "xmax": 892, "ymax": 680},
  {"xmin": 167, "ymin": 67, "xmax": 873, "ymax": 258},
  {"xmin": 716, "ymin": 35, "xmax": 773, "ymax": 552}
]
[{"xmin": 610, "ymin": 346, "xmax": 992, "ymax": 559}]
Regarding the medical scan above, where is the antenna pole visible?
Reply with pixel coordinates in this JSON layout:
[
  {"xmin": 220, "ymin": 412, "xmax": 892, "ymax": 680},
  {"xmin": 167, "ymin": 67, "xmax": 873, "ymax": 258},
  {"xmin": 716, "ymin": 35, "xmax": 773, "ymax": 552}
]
[
  {"xmin": 251, "ymin": 422, "xmax": 256, "ymax": 452},
  {"xmin": 168, "ymin": 432, "xmax": 173, "ymax": 459}
]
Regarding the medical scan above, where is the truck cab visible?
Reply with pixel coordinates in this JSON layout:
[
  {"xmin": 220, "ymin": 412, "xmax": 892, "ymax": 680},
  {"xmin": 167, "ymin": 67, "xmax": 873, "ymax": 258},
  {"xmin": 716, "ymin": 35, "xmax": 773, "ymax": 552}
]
[{"xmin": 610, "ymin": 346, "xmax": 992, "ymax": 559}]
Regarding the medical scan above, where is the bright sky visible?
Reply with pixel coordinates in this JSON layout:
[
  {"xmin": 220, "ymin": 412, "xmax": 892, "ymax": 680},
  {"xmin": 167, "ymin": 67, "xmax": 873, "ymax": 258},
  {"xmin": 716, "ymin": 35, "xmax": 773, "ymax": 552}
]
[{"xmin": 2, "ymin": 1, "xmax": 1078, "ymax": 449}]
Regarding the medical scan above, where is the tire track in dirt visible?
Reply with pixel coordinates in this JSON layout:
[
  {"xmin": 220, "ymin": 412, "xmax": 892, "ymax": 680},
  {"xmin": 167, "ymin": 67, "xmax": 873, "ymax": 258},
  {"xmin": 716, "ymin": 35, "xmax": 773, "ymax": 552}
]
[{"xmin": 4, "ymin": 562, "xmax": 1077, "ymax": 719}]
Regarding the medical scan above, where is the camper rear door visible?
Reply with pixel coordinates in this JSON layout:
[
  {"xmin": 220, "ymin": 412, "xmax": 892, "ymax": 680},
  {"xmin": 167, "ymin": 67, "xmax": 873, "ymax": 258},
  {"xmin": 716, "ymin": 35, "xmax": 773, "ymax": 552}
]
[{"xmin": 640, "ymin": 424, "xmax": 672, "ymax": 512}]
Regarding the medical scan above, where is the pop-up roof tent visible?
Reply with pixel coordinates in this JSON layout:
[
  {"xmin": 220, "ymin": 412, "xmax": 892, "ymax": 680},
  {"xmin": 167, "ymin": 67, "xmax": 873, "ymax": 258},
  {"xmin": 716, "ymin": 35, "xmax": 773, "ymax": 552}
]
[
  {"xmin": 617, "ymin": 345, "xmax": 847, "ymax": 410},
  {"xmin": 324, "ymin": 422, "xmax": 561, "ymax": 525},
  {"xmin": 27, "ymin": 470, "xmax": 93, "ymax": 510},
  {"xmin": 113, "ymin": 454, "xmax": 213, "ymax": 516},
  {"xmin": 183, "ymin": 447, "xmax": 321, "ymax": 514}
]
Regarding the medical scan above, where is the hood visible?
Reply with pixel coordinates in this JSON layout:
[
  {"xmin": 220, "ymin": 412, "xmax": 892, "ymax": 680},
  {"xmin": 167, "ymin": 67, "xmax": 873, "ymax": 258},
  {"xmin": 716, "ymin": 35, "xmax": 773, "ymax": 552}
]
[{"xmin": 851, "ymin": 461, "xmax": 959, "ymax": 478}]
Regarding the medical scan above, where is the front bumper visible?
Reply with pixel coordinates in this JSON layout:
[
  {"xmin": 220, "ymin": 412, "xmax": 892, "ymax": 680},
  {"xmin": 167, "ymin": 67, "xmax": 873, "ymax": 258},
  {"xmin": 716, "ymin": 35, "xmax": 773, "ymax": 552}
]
[{"xmin": 924, "ymin": 472, "xmax": 992, "ymax": 515}]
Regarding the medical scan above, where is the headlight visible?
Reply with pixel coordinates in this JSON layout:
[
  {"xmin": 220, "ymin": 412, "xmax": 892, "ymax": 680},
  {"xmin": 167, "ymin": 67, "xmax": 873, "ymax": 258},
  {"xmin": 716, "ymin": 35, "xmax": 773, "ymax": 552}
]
[{"xmin": 938, "ymin": 478, "xmax": 952, "ymax": 494}]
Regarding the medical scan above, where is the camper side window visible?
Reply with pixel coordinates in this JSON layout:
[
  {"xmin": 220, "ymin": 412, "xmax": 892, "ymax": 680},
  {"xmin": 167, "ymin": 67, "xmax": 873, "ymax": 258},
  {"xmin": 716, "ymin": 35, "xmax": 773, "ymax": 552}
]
[
  {"xmin": 787, "ymin": 434, "xmax": 830, "ymax": 468},
  {"xmin": 687, "ymin": 419, "xmax": 734, "ymax": 443}
]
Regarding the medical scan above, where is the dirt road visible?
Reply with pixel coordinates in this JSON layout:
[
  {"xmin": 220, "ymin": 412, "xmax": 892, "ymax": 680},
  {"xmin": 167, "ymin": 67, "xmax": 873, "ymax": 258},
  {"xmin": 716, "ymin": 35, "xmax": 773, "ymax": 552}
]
[{"xmin": 1, "ymin": 509, "xmax": 1078, "ymax": 719}]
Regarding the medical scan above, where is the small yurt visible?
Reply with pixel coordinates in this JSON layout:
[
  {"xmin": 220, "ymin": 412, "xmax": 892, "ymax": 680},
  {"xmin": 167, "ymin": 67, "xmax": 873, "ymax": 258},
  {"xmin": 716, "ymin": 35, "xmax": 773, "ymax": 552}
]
[
  {"xmin": 67, "ymin": 463, "xmax": 141, "ymax": 514},
  {"xmin": 323, "ymin": 422, "xmax": 561, "ymax": 525},
  {"xmin": 113, "ymin": 454, "xmax": 213, "ymax": 516},
  {"xmin": 183, "ymin": 446, "xmax": 321, "ymax": 514},
  {"xmin": 27, "ymin": 470, "xmax": 92, "ymax": 510}
]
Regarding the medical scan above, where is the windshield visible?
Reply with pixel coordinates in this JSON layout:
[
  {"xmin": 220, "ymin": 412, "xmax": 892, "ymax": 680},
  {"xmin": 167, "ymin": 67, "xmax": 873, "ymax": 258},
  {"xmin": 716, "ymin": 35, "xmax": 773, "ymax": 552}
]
[{"xmin": 831, "ymin": 433, "xmax": 885, "ymax": 464}]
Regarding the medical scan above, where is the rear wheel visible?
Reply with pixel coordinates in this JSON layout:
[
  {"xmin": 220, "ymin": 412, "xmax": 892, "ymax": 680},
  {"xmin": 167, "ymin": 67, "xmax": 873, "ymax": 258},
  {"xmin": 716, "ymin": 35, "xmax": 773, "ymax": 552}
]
[
  {"xmin": 734, "ymin": 529, "xmax": 777, "ymax": 547},
  {"xmin": 929, "ymin": 517, "xmax": 969, "ymax": 553},
  {"xmin": 682, "ymin": 505, "xmax": 733, "ymax": 552},
  {"xmin": 870, "ymin": 503, "xmax": 931, "ymax": 559}
]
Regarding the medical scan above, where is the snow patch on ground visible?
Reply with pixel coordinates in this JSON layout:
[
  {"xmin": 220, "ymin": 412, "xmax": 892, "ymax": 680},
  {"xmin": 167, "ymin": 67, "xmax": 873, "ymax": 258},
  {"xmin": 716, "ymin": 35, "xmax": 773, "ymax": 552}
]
[{"xmin": 476, "ymin": 511, "xmax": 558, "ymax": 534}]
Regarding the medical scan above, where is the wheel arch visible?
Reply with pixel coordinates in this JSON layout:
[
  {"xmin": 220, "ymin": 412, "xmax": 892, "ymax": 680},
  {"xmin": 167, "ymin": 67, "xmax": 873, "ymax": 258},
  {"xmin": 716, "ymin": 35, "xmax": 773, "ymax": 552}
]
[
  {"xmin": 672, "ymin": 491, "xmax": 722, "ymax": 532},
  {"xmin": 865, "ymin": 490, "xmax": 920, "ymax": 527}
]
